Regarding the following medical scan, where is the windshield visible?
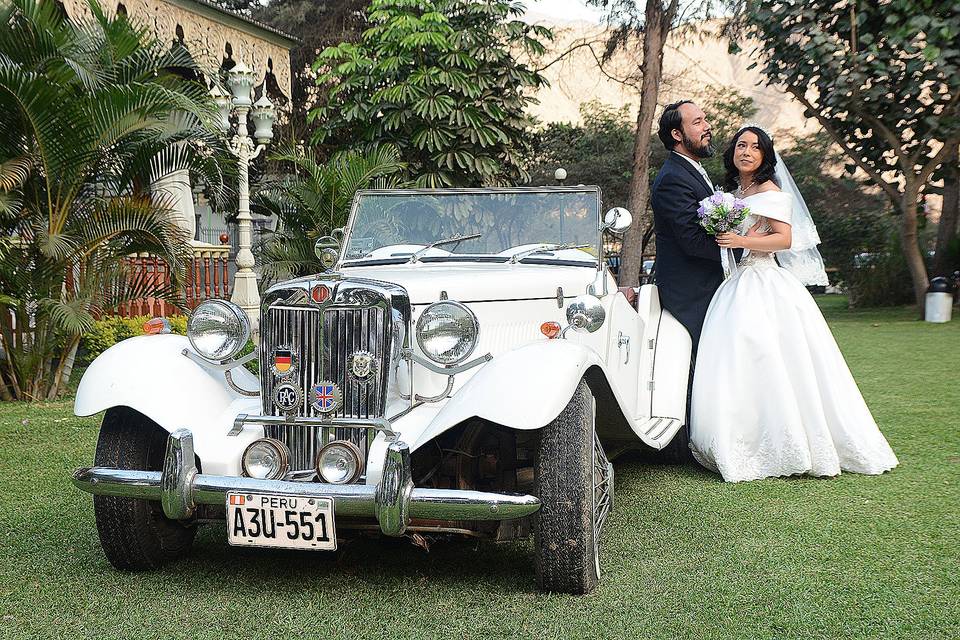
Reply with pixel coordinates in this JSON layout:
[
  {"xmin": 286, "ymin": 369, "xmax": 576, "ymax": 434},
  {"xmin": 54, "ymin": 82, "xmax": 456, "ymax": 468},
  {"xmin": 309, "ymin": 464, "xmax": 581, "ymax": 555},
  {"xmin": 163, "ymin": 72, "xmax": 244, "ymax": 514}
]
[{"xmin": 343, "ymin": 189, "xmax": 600, "ymax": 264}]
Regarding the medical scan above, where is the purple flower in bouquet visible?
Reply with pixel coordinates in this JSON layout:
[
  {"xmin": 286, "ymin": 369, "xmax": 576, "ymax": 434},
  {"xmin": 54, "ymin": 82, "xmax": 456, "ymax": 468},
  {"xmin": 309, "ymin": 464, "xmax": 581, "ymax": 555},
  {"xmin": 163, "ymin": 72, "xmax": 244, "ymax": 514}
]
[{"xmin": 697, "ymin": 191, "xmax": 751, "ymax": 236}]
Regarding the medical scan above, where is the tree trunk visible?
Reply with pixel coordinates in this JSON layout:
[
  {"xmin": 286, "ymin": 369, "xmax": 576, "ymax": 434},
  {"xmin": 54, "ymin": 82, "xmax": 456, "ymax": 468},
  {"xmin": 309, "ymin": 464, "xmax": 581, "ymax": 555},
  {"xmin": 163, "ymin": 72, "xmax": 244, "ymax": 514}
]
[
  {"xmin": 900, "ymin": 181, "xmax": 929, "ymax": 309},
  {"xmin": 617, "ymin": 2, "xmax": 669, "ymax": 287},
  {"xmin": 932, "ymin": 145, "xmax": 959, "ymax": 277},
  {"xmin": 47, "ymin": 334, "xmax": 80, "ymax": 401}
]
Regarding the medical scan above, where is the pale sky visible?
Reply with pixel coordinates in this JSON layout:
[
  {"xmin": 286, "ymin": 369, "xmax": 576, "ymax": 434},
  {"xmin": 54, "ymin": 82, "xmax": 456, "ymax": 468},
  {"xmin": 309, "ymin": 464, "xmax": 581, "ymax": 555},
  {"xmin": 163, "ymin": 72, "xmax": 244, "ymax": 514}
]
[{"xmin": 523, "ymin": 0, "xmax": 606, "ymax": 24}]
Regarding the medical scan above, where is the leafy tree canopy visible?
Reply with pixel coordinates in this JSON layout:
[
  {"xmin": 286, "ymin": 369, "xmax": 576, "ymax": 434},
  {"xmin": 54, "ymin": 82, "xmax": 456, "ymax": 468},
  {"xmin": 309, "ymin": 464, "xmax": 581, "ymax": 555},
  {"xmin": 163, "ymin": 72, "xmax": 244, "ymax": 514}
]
[
  {"xmin": 527, "ymin": 101, "xmax": 635, "ymax": 210},
  {"xmin": 309, "ymin": 0, "xmax": 552, "ymax": 187},
  {"xmin": 745, "ymin": 0, "xmax": 960, "ymax": 305},
  {"xmin": 250, "ymin": 0, "xmax": 369, "ymax": 137}
]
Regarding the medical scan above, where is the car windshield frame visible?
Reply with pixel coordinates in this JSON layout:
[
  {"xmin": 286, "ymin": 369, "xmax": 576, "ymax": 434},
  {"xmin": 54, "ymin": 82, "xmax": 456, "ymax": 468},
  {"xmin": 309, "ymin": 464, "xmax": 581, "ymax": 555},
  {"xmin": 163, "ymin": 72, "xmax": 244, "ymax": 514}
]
[{"xmin": 338, "ymin": 186, "xmax": 602, "ymax": 268}]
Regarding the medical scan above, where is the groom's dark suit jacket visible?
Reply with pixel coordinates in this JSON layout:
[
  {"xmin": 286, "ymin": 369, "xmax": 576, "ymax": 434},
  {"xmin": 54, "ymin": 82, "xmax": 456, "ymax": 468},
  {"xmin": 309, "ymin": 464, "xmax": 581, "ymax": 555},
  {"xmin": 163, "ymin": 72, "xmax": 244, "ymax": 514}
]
[{"xmin": 651, "ymin": 152, "xmax": 728, "ymax": 349}]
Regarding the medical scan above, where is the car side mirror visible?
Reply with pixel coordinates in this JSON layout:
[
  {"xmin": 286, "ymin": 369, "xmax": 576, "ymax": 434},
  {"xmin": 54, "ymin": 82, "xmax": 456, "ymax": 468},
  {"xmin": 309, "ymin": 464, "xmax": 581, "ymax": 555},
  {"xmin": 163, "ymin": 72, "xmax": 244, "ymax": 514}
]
[
  {"xmin": 602, "ymin": 208, "xmax": 632, "ymax": 234},
  {"xmin": 314, "ymin": 235, "xmax": 340, "ymax": 271}
]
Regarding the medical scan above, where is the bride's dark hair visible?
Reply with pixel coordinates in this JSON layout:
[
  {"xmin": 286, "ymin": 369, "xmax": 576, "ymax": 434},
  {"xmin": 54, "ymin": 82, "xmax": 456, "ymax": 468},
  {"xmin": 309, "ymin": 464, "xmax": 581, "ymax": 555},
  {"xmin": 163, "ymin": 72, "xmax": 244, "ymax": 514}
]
[{"xmin": 722, "ymin": 126, "xmax": 779, "ymax": 192}]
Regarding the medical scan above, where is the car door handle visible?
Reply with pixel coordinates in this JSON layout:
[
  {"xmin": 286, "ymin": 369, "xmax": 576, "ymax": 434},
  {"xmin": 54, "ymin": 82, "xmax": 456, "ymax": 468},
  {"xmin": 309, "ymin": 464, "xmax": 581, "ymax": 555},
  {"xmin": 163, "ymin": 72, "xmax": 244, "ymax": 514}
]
[{"xmin": 618, "ymin": 331, "xmax": 630, "ymax": 364}]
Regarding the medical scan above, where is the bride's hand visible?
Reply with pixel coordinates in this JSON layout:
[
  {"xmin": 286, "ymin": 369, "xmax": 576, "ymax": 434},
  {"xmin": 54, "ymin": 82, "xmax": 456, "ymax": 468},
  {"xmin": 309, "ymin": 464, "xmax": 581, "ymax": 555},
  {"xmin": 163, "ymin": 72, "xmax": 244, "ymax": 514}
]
[{"xmin": 716, "ymin": 232, "xmax": 746, "ymax": 249}]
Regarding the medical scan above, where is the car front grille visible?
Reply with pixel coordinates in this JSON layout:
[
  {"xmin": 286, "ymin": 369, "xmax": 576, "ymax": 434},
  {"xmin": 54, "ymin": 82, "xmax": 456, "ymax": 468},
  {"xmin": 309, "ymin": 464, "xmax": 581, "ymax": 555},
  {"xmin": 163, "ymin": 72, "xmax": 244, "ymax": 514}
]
[{"xmin": 260, "ymin": 303, "xmax": 391, "ymax": 474}]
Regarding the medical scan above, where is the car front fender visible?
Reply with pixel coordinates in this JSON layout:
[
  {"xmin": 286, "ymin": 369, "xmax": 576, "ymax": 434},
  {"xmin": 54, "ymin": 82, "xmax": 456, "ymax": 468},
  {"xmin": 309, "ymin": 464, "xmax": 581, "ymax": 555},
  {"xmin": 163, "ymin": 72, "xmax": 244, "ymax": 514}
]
[
  {"xmin": 74, "ymin": 334, "xmax": 262, "ymax": 475},
  {"xmin": 407, "ymin": 339, "xmax": 621, "ymax": 451}
]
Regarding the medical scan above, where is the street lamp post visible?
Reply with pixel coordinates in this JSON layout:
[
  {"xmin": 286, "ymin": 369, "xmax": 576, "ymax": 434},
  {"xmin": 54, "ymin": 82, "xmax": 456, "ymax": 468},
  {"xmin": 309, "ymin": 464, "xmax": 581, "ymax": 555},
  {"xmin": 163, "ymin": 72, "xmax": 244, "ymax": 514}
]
[
  {"xmin": 554, "ymin": 167, "xmax": 567, "ymax": 243},
  {"xmin": 212, "ymin": 63, "xmax": 276, "ymax": 343}
]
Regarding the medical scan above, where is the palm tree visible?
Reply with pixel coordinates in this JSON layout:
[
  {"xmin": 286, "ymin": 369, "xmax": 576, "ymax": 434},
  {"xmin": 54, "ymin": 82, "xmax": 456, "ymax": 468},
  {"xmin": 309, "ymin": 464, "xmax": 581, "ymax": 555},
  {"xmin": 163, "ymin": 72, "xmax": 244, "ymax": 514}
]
[
  {"xmin": 0, "ymin": 0, "xmax": 230, "ymax": 400},
  {"xmin": 255, "ymin": 144, "xmax": 406, "ymax": 284}
]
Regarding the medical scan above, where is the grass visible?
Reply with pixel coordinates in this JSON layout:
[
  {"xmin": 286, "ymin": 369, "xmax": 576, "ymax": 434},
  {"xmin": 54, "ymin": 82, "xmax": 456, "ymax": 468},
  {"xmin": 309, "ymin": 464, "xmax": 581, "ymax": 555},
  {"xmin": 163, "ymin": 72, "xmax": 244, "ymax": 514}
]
[{"xmin": 1, "ymin": 296, "xmax": 958, "ymax": 639}]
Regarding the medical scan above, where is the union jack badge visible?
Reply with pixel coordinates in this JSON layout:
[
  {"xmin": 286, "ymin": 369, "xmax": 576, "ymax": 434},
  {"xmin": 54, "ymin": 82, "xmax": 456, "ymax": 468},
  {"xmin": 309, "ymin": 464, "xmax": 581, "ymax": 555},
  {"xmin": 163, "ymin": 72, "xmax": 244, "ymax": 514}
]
[
  {"xmin": 271, "ymin": 346, "xmax": 297, "ymax": 378},
  {"xmin": 312, "ymin": 381, "xmax": 343, "ymax": 414},
  {"xmin": 348, "ymin": 350, "xmax": 378, "ymax": 383}
]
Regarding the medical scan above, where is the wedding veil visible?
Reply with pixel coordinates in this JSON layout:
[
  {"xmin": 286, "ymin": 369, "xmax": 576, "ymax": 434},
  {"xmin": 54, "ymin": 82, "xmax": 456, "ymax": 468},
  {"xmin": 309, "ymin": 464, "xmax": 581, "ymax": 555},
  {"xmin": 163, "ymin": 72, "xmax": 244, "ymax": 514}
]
[{"xmin": 773, "ymin": 151, "xmax": 830, "ymax": 286}]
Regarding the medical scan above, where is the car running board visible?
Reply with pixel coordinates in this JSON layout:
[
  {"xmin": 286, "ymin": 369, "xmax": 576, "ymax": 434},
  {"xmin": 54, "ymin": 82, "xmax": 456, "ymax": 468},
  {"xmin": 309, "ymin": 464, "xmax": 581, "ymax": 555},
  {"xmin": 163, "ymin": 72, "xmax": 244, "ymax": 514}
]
[{"xmin": 638, "ymin": 416, "xmax": 681, "ymax": 447}]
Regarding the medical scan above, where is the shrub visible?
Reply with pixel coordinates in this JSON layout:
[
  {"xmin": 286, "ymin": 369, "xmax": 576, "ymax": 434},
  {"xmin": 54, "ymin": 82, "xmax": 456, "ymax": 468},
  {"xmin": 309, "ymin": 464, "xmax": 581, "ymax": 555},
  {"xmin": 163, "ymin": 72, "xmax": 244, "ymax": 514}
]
[
  {"xmin": 845, "ymin": 238, "xmax": 916, "ymax": 308},
  {"xmin": 78, "ymin": 315, "xmax": 259, "ymax": 377},
  {"xmin": 79, "ymin": 316, "xmax": 187, "ymax": 366}
]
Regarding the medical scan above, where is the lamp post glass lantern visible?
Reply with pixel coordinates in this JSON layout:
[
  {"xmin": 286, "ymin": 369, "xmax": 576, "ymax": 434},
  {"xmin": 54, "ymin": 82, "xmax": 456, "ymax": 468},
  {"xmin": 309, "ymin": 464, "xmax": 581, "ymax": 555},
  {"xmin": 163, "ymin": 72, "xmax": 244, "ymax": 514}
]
[{"xmin": 212, "ymin": 63, "xmax": 276, "ymax": 343}]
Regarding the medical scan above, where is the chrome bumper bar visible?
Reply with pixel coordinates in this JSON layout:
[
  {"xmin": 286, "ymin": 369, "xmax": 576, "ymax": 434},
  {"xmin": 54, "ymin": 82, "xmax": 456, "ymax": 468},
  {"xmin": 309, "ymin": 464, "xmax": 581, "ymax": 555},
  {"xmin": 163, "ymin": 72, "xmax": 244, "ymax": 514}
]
[{"xmin": 71, "ymin": 429, "xmax": 540, "ymax": 537}]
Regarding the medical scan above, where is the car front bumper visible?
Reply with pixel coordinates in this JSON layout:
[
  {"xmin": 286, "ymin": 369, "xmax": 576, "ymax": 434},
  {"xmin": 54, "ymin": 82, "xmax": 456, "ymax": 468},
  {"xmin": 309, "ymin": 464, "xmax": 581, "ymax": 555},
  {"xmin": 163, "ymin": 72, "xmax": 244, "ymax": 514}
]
[{"xmin": 71, "ymin": 428, "xmax": 541, "ymax": 537}]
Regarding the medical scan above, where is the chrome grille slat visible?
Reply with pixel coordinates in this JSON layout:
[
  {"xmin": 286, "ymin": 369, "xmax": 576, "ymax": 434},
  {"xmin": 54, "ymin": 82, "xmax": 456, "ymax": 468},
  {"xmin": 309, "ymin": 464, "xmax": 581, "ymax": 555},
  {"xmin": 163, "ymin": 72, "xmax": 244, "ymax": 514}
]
[{"xmin": 261, "ymin": 297, "xmax": 391, "ymax": 475}]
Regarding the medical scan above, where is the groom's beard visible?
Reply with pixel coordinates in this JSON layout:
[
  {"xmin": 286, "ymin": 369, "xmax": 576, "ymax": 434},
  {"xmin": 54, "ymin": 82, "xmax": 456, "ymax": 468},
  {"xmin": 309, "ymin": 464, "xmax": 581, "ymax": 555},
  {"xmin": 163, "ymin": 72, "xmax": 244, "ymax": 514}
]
[{"xmin": 683, "ymin": 132, "xmax": 714, "ymax": 159}]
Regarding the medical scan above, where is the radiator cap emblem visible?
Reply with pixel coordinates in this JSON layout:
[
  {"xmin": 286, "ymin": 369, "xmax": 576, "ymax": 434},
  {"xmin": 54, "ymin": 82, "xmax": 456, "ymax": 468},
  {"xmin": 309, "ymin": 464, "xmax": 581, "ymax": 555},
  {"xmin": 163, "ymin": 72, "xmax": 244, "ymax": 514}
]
[
  {"xmin": 311, "ymin": 283, "xmax": 331, "ymax": 304},
  {"xmin": 271, "ymin": 346, "xmax": 297, "ymax": 378},
  {"xmin": 312, "ymin": 381, "xmax": 343, "ymax": 414},
  {"xmin": 348, "ymin": 350, "xmax": 378, "ymax": 382},
  {"xmin": 273, "ymin": 382, "xmax": 301, "ymax": 414}
]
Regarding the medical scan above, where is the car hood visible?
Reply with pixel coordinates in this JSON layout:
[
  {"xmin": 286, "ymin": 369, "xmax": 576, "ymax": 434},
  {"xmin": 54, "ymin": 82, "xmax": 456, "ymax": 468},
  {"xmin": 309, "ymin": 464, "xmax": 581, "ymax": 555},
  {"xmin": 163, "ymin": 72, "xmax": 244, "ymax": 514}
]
[{"xmin": 339, "ymin": 262, "xmax": 598, "ymax": 305}]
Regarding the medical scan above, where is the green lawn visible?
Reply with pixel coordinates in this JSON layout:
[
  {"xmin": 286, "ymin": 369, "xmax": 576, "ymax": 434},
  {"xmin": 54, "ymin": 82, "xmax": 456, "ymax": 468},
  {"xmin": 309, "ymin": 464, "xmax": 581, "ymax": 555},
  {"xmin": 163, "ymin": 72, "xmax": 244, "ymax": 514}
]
[{"xmin": 1, "ymin": 297, "xmax": 958, "ymax": 639}]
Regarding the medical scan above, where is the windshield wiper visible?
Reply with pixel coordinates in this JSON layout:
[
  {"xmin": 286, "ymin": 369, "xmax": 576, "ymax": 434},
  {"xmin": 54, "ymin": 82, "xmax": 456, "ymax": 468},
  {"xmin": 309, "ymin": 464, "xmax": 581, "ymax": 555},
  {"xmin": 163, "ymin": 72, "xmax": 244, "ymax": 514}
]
[
  {"xmin": 408, "ymin": 233, "xmax": 482, "ymax": 263},
  {"xmin": 508, "ymin": 243, "xmax": 592, "ymax": 264}
]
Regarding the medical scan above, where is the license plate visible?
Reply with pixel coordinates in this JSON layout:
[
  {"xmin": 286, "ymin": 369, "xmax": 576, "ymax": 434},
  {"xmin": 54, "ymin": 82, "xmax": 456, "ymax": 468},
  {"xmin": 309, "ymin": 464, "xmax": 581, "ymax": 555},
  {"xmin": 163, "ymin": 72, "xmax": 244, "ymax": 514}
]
[{"xmin": 226, "ymin": 492, "xmax": 336, "ymax": 551}]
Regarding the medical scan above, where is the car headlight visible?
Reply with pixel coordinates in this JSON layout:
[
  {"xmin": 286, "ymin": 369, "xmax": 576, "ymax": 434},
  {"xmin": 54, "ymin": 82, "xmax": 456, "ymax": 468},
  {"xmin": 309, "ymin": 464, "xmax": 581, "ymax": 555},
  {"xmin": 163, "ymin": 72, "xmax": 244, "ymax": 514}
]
[
  {"xmin": 416, "ymin": 301, "xmax": 479, "ymax": 365},
  {"xmin": 187, "ymin": 299, "xmax": 250, "ymax": 361},
  {"xmin": 242, "ymin": 438, "xmax": 289, "ymax": 480},
  {"xmin": 316, "ymin": 440, "xmax": 363, "ymax": 484}
]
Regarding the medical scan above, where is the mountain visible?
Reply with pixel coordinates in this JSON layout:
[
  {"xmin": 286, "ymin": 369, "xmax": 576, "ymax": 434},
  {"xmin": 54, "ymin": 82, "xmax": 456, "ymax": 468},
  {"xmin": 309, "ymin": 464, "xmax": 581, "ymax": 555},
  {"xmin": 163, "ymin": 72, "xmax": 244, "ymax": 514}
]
[{"xmin": 525, "ymin": 19, "xmax": 818, "ymax": 139}]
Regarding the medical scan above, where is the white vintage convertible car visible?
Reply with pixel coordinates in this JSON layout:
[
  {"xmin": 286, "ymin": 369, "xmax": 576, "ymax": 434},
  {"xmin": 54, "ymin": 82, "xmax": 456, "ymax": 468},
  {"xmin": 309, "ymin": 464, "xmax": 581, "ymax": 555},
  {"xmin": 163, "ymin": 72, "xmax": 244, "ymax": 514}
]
[{"xmin": 72, "ymin": 187, "xmax": 692, "ymax": 594}]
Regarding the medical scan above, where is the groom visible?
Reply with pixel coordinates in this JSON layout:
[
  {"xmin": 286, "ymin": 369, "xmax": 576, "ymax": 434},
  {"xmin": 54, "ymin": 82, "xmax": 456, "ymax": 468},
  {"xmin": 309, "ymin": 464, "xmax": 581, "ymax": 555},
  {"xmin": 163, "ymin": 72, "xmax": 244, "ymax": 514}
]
[
  {"xmin": 650, "ymin": 100, "xmax": 735, "ymax": 459},
  {"xmin": 651, "ymin": 100, "xmax": 727, "ymax": 351}
]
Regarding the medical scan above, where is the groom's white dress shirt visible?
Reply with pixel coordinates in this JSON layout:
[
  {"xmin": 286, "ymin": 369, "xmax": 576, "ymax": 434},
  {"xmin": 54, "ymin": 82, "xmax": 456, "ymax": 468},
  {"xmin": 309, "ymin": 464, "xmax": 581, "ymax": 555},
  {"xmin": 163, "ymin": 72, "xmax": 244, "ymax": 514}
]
[{"xmin": 673, "ymin": 151, "xmax": 713, "ymax": 191}]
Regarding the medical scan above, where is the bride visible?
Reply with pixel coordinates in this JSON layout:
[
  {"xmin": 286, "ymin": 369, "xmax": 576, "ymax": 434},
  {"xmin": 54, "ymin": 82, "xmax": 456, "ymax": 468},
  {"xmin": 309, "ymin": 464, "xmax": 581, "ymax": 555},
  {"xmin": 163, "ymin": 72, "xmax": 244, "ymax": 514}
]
[{"xmin": 689, "ymin": 124, "xmax": 899, "ymax": 482}]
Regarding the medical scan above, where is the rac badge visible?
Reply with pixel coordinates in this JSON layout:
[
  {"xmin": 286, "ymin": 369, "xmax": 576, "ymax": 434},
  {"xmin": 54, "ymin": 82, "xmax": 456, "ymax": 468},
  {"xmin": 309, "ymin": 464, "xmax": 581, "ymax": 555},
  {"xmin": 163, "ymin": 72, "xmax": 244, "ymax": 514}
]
[
  {"xmin": 312, "ymin": 381, "xmax": 343, "ymax": 414},
  {"xmin": 271, "ymin": 346, "xmax": 297, "ymax": 378},
  {"xmin": 348, "ymin": 350, "xmax": 378, "ymax": 383},
  {"xmin": 273, "ymin": 382, "xmax": 301, "ymax": 414}
]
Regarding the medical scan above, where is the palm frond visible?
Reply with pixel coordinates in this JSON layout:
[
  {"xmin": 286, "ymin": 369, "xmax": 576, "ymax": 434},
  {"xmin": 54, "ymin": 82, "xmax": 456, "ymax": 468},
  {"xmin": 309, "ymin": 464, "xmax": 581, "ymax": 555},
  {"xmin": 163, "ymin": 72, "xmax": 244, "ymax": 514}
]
[{"xmin": 0, "ymin": 155, "xmax": 31, "ymax": 191}]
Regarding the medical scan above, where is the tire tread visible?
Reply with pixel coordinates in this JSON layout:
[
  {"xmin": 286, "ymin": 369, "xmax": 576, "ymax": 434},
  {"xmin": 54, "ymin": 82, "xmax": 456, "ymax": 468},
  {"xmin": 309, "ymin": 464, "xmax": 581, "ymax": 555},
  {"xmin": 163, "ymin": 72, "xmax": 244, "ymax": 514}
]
[{"xmin": 93, "ymin": 408, "xmax": 195, "ymax": 571}]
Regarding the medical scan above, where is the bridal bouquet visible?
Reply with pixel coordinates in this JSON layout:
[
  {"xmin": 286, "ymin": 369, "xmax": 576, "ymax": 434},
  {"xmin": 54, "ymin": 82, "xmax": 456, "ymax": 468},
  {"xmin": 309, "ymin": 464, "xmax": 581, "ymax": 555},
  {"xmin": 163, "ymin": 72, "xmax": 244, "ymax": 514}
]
[
  {"xmin": 697, "ymin": 191, "xmax": 750, "ymax": 235},
  {"xmin": 698, "ymin": 191, "xmax": 751, "ymax": 278}
]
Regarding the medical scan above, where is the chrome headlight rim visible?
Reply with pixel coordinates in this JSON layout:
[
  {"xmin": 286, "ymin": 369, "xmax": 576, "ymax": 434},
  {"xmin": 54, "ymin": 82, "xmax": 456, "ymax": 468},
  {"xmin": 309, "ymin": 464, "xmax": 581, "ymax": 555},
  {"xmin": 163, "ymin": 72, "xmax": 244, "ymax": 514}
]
[
  {"xmin": 187, "ymin": 299, "xmax": 250, "ymax": 362},
  {"xmin": 415, "ymin": 300, "xmax": 480, "ymax": 366},
  {"xmin": 315, "ymin": 440, "xmax": 364, "ymax": 485},
  {"xmin": 241, "ymin": 438, "xmax": 290, "ymax": 480}
]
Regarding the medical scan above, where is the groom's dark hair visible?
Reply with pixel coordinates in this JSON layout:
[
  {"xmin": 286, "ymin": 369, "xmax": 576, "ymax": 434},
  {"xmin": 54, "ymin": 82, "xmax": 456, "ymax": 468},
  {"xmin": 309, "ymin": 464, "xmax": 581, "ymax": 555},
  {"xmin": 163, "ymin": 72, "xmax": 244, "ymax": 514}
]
[{"xmin": 657, "ymin": 100, "xmax": 694, "ymax": 150}]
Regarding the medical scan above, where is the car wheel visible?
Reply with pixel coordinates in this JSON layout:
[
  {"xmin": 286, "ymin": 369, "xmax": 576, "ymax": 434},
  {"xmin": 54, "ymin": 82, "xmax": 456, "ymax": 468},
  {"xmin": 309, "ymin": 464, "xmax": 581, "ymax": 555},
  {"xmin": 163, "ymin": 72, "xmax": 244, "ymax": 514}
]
[
  {"xmin": 534, "ymin": 380, "xmax": 612, "ymax": 594},
  {"xmin": 92, "ymin": 407, "xmax": 196, "ymax": 571}
]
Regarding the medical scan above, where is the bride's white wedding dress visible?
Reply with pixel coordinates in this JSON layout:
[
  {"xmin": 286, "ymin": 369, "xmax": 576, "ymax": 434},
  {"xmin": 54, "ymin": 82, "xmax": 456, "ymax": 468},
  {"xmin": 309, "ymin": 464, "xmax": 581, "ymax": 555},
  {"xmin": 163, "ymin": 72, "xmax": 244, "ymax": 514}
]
[{"xmin": 689, "ymin": 190, "xmax": 899, "ymax": 482}]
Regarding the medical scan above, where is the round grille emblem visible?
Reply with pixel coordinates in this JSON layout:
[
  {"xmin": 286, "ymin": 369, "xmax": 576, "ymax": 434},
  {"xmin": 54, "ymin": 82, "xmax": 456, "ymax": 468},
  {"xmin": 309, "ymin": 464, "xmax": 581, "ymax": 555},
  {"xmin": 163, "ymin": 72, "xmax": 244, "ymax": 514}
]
[
  {"xmin": 273, "ymin": 382, "xmax": 302, "ymax": 414},
  {"xmin": 348, "ymin": 350, "xmax": 378, "ymax": 382},
  {"xmin": 270, "ymin": 346, "xmax": 297, "ymax": 378},
  {"xmin": 311, "ymin": 381, "xmax": 343, "ymax": 414},
  {"xmin": 311, "ymin": 284, "xmax": 331, "ymax": 304}
]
